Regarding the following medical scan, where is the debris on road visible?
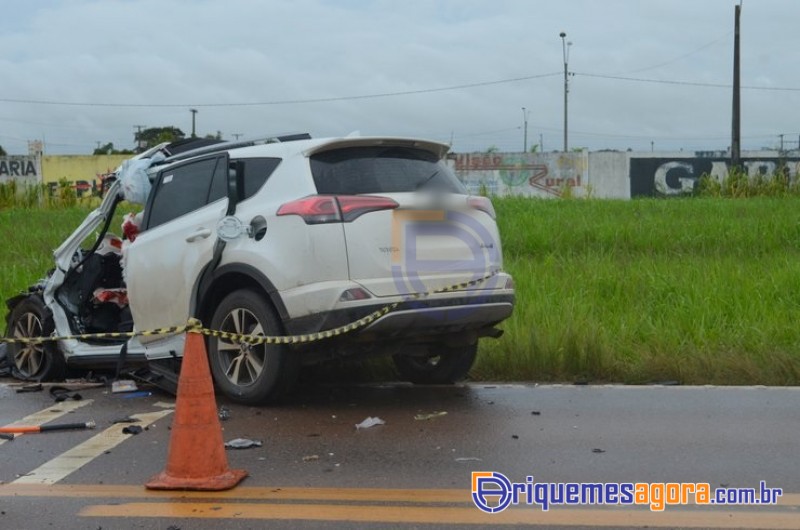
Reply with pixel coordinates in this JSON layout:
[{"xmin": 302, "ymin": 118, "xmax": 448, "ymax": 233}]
[
  {"xmin": 111, "ymin": 380, "xmax": 138, "ymax": 393},
  {"xmin": 592, "ymin": 448, "xmax": 606, "ymax": 453},
  {"xmin": 455, "ymin": 457, "xmax": 482, "ymax": 462},
  {"xmin": 117, "ymin": 391, "xmax": 152, "ymax": 399},
  {"xmin": 531, "ymin": 410, "xmax": 541, "ymax": 415},
  {"xmin": 15, "ymin": 384, "xmax": 43, "ymax": 394},
  {"xmin": 112, "ymin": 416, "xmax": 138, "ymax": 424},
  {"xmin": 49, "ymin": 386, "xmax": 82, "ymax": 402},
  {"xmin": 153, "ymin": 401, "xmax": 176, "ymax": 409},
  {"xmin": 0, "ymin": 433, "xmax": 14, "ymax": 441},
  {"xmin": 414, "ymin": 411, "xmax": 447, "ymax": 421},
  {"xmin": 355, "ymin": 416, "xmax": 385, "ymax": 430},
  {"xmin": 122, "ymin": 425, "xmax": 144, "ymax": 435},
  {"xmin": 218, "ymin": 406, "xmax": 231, "ymax": 421},
  {"xmin": 302, "ymin": 455, "xmax": 320, "ymax": 462},
  {"xmin": 224, "ymin": 438, "xmax": 263, "ymax": 449},
  {"xmin": 0, "ymin": 420, "xmax": 96, "ymax": 434}
]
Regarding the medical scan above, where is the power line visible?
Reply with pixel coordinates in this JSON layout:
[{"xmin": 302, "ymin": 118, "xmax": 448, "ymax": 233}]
[
  {"xmin": 0, "ymin": 72, "xmax": 562, "ymax": 109},
  {"xmin": 615, "ymin": 31, "xmax": 732, "ymax": 75},
  {"xmin": 576, "ymin": 72, "xmax": 800, "ymax": 92}
]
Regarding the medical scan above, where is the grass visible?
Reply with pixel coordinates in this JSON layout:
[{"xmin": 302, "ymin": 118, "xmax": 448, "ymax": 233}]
[
  {"xmin": 2, "ymin": 192, "xmax": 800, "ymax": 385},
  {"xmin": 473, "ymin": 197, "xmax": 800, "ymax": 385}
]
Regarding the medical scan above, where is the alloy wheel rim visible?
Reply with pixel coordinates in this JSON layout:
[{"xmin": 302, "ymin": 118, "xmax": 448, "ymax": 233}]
[
  {"xmin": 216, "ymin": 308, "xmax": 267, "ymax": 387},
  {"xmin": 13, "ymin": 312, "xmax": 45, "ymax": 377}
]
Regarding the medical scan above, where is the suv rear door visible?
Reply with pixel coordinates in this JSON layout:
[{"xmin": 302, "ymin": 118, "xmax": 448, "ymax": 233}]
[
  {"xmin": 309, "ymin": 142, "xmax": 503, "ymax": 297},
  {"xmin": 125, "ymin": 156, "xmax": 227, "ymax": 338}
]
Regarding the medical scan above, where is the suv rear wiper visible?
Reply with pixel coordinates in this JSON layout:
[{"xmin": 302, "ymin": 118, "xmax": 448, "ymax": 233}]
[{"xmin": 415, "ymin": 169, "xmax": 440, "ymax": 190}]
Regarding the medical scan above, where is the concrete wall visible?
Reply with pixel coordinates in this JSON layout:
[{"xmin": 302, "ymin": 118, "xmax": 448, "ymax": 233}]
[
  {"xmin": 5, "ymin": 151, "xmax": 800, "ymax": 200},
  {"xmin": 450, "ymin": 150, "xmax": 800, "ymax": 199},
  {"xmin": 41, "ymin": 154, "xmax": 129, "ymax": 197}
]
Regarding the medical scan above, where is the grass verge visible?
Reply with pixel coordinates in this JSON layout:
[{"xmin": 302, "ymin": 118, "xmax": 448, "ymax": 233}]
[{"xmin": 2, "ymin": 197, "xmax": 800, "ymax": 385}]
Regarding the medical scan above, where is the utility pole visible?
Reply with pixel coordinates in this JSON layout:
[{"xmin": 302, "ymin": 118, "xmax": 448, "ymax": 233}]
[
  {"xmin": 779, "ymin": 134, "xmax": 785, "ymax": 152},
  {"xmin": 731, "ymin": 2, "xmax": 742, "ymax": 168},
  {"xmin": 232, "ymin": 133, "xmax": 243, "ymax": 141},
  {"xmin": 521, "ymin": 107, "xmax": 529, "ymax": 152},
  {"xmin": 540, "ymin": 133, "xmax": 544, "ymax": 152},
  {"xmin": 560, "ymin": 32, "xmax": 572, "ymax": 152},
  {"xmin": 190, "ymin": 109, "xmax": 198, "ymax": 138},
  {"xmin": 133, "ymin": 125, "xmax": 146, "ymax": 152}
]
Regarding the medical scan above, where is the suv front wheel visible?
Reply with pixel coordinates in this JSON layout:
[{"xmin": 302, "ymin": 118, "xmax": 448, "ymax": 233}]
[
  {"xmin": 6, "ymin": 295, "xmax": 67, "ymax": 381},
  {"xmin": 207, "ymin": 289, "xmax": 298, "ymax": 404},
  {"xmin": 392, "ymin": 342, "xmax": 478, "ymax": 385}
]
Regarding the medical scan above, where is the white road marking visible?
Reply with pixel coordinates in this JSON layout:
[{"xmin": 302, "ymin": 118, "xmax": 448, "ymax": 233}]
[
  {"xmin": 0, "ymin": 399, "xmax": 93, "ymax": 446},
  {"xmin": 12, "ymin": 410, "xmax": 172, "ymax": 485}
]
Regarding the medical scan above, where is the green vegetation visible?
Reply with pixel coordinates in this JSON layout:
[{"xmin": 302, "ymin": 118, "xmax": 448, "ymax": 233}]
[
  {"xmin": 0, "ymin": 180, "xmax": 95, "ymax": 209},
  {"xmin": 474, "ymin": 197, "xmax": 800, "ymax": 385},
  {"xmin": 697, "ymin": 165, "xmax": 800, "ymax": 198},
  {"xmin": 0, "ymin": 208, "xmax": 91, "ymax": 325},
  {"xmin": 2, "ymin": 192, "xmax": 800, "ymax": 385}
]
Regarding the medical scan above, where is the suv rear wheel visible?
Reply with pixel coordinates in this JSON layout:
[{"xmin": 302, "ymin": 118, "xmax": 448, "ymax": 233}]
[
  {"xmin": 392, "ymin": 342, "xmax": 478, "ymax": 384},
  {"xmin": 208, "ymin": 289, "xmax": 298, "ymax": 404},
  {"xmin": 6, "ymin": 295, "xmax": 67, "ymax": 381}
]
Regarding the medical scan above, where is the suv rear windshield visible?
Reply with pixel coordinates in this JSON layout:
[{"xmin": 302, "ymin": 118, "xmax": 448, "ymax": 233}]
[{"xmin": 310, "ymin": 146, "xmax": 466, "ymax": 195}]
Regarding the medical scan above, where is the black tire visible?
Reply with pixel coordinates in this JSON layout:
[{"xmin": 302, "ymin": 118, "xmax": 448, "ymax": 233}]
[
  {"xmin": 6, "ymin": 295, "xmax": 67, "ymax": 381},
  {"xmin": 207, "ymin": 289, "xmax": 299, "ymax": 404},
  {"xmin": 393, "ymin": 342, "xmax": 478, "ymax": 385}
]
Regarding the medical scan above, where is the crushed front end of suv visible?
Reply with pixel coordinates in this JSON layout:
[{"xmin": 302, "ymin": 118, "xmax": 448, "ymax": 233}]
[{"xmin": 4, "ymin": 134, "xmax": 515, "ymax": 404}]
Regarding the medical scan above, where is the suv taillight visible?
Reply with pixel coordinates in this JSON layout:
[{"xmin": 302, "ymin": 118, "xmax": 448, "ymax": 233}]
[
  {"xmin": 468, "ymin": 196, "xmax": 496, "ymax": 219},
  {"xmin": 277, "ymin": 195, "xmax": 399, "ymax": 224}
]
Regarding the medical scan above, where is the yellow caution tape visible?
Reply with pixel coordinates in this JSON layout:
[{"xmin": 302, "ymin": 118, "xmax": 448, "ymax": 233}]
[{"xmin": 1, "ymin": 270, "xmax": 500, "ymax": 346}]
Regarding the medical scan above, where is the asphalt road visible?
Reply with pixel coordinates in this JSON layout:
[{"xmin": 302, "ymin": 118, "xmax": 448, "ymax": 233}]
[{"xmin": 1, "ymin": 380, "xmax": 798, "ymax": 529}]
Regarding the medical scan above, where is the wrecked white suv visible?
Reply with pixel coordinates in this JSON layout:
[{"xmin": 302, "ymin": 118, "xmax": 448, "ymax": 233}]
[{"xmin": 4, "ymin": 134, "xmax": 514, "ymax": 404}]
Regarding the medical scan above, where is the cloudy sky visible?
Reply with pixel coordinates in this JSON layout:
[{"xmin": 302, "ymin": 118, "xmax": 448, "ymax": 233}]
[{"xmin": 1, "ymin": 0, "xmax": 798, "ymax": 155}]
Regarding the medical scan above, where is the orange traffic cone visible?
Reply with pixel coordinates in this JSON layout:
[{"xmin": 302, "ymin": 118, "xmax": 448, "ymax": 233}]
[{"xmin": 146, "ymin": 331, "xmax": 247, "ymax": 490}]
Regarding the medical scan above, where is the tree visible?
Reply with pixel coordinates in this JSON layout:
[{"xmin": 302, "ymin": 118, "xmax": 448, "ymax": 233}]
[
  {"xmin": 0, "ymin": 145, "xmax": 6, "ymax": 156},
  {"xmin": 93, "ymin": 142, "xmax": 134, "ymax": 155},
  {"xmin": 134, "ymin": 126, "xmax": 186, "ymax": 152},
  {"xmin": 204, "ymin": 130, "xmax": 223, "ymax": 141}
]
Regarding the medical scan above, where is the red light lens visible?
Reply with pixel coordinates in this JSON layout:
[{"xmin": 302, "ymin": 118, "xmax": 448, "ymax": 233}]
[
  {"xmin": 337, "ymin": 196, "xmax": 399, "ymax": 222},
  {"xmin": 277, "ymin": 195, "xmax": 398, "ymax": 224},
  {"xmin": 276, "ymin": 196, "xmax": 341, "ymax": 224},
  {"xmin": 468, "ymin": 196, "xmax": 496, "ymax": 219}
]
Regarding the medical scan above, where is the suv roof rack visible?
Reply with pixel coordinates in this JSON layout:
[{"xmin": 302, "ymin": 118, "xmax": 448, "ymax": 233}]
[{"xmin": 163, "ymin": 133, "xmax": 312, "ymax": 163}]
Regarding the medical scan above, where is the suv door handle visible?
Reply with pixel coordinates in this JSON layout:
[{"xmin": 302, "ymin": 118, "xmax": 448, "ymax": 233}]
[{"xmin": 185, "ymin": 228, "xmax": 212, "ymax": 242}]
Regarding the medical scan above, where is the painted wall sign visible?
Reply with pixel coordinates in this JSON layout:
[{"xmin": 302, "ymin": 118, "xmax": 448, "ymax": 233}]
[
  {"xmin": 451, "ymin": 152, "xmax": 588, "ymax": 198},
  {"xmin": 630, "ymin": 157, "xmax": 800, "ymax": 197},
  {"xmin": 0, "ymin": 156, "xmax": 41, "ymax": 184}
]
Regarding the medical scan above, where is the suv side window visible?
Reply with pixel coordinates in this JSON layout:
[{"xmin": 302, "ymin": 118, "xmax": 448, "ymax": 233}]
[
  {"xmin": 207, "ymin": 157, "xmax": 282, "ymax": 204},
  {"xmin": 145, "ymin": 157, "xmax": 219, "ymax": 230}
]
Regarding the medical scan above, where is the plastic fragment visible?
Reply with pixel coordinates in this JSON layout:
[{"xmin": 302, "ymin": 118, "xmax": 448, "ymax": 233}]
[
  {"xmin": 414, "ymin": 411, "xmax": 447, "ymax": 421},
  {"xmin": 355, "ymin": 416, "xmax": 385, "ymax": 430},
  {"xmin": 224, "ymin": 438, "xmax": 263, "ymax": 449},
  {"xmin": 112, "ymin": 416, "xmax": 138, "ymax": 424},
  {"xmin": 111, "ymin": 380, "xmax": 138, "ymax": 393}
]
